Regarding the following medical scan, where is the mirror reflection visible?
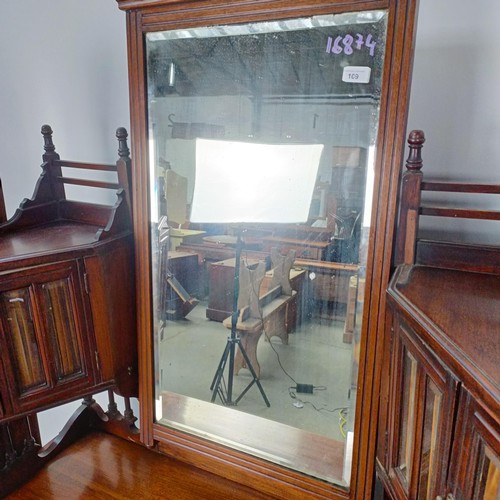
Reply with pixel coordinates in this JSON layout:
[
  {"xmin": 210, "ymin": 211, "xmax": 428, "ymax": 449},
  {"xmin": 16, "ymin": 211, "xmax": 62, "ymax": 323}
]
[{"xmin": 147, "ymin": 10, "xmax": 387, "ymax": 485}]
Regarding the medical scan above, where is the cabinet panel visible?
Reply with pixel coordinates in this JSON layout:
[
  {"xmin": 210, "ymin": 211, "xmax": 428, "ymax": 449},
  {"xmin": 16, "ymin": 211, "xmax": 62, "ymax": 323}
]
[
  {"xmin": 476, "ymin": 445, "xmax": 500, "ymax": 500},
  {"xmin": 448, "ymin": 391, "xmax": 500, "ymax": 500},
  {"xmin": 0, "ymin": 357, "xmax": 9, "ymax": 418},
  {"xmin": 418, "ymin": 378, "xmax": 443, "ymax": 498},
  {"xmin": 41, "ymin": 278, "xmax": 85, "ymax": 380},
  {"xmin": 0, "ymin": 287, "xmax": 48, "ymax": 395},
  {"xmin": 395, "ymin": 346, "xmax": 418, "ymax": 488},
  {"xmin": 0, "ymin": 261, "xmax": 95, "ymax": 412},
  {"xmin": 387, "ymin": 317, "xmax": 458, "ymax": 499}
]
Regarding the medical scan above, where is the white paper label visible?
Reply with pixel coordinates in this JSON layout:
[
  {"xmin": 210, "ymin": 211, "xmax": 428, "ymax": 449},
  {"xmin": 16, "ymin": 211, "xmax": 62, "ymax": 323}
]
[{"xmin": 342, "ymin": 66, "xmax": 371, "ymax": 84}]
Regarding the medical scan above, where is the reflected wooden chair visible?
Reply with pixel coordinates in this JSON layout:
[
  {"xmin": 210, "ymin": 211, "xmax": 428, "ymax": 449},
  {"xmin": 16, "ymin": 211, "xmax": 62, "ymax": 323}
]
[{"xmin": 328, "ymin": 210, "xmax": 362, "ymax": 263}]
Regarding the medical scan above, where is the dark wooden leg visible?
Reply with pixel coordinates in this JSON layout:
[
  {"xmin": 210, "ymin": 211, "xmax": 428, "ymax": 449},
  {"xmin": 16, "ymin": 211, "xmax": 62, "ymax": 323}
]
[
  {"xmin": 93, "ymin": 392, "xmax": 140, "ymax": 441},
  {"xmin": 1, "ymin": 415, "xmax": 42, "ymax": 497}
]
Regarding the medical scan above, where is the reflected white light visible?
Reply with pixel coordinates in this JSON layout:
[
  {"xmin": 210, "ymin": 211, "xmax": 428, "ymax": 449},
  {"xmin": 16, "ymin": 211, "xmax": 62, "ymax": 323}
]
[
  {"xmin": 190, "ymin": 139, "xmax": 323, "ymax": 224},
  {"xmin": 342, "ymin": 431, "xmax": 354, "ymax": 485},
  {"xmin": 167, "ymin": 62, "xmax": 176, "ymax": 87},
  {"xmin": 149, "ymin": 136, "xmax": 158, "ymax": 223},
  {"xmin": 155, "ymin": 395, "xmax": 163, "ymax": 420},
  {"xmin": 362, "ymin": 145, "xmax": 376, "ymax": 227}
]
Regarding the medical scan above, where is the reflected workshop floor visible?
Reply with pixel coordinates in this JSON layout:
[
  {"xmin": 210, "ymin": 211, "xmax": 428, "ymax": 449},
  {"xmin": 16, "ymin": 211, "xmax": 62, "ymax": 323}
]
[{"xmin": 159, "ymin": 301, "xmax": 354, "ymax": 442}]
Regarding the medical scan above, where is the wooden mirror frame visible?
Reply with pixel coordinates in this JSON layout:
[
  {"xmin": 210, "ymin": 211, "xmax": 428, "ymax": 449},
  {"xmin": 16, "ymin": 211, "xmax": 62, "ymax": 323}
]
[{"xmin": 116, "ymin": 0, "xmax": 420, "ymax": 497}]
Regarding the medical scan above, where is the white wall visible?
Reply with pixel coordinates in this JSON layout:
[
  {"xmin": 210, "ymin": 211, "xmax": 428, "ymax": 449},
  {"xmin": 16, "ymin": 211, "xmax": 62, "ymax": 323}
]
[
  {"xmin": 0, "ymin": 0, "xmax": 132, "ymax": 444},
  {"xmin": 407, "ymin": 1, "xmax": 500, "ymax": 243},
  {"xmin": 0, "ymin": 0, "xmax": 129, "ymax": 217},
  {"xmin": 409, "ymin": 1, "xmax": 500, "ymax": 177},
  {"xmin": 0, "ymin": 1, "xmax": 498, "ymax": 440}
]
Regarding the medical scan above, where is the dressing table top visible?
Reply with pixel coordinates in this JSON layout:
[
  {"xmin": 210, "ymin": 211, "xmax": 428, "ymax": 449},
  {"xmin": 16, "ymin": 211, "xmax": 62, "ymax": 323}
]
[{"xmin": 388, "ymin": 264, "xmax": 500, "ymax": 407}]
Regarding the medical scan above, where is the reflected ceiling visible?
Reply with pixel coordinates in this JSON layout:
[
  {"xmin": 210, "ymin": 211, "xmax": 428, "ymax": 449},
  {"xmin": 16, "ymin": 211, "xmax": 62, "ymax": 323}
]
[{"xmin": 148, "ymin": 20, "xmax": 385, "ymax": 98}]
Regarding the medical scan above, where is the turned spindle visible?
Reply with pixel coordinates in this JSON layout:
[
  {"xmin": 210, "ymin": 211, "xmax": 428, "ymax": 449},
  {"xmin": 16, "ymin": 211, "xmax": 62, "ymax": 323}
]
[
  {"xmin": 405, "ymin": 129, "xmax": 425, "ymax": 171},
  {"xmin": 116, "ymin": 127, "xmax": 130, "ymax": 159}
]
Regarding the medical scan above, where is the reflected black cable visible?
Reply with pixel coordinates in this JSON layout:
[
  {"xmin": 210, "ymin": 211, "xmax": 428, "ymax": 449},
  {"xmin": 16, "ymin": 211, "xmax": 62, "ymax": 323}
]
[
  {"xmin": 264, "ymin": 328, "xmax": 298, "ymax": 386},
  {"xmin": 288, "ymin": 387, "xmax": 348, "ymax": 416},
  {"xmin": 244, "ymin": 251, "xmax": 336, "ymax": 401}
]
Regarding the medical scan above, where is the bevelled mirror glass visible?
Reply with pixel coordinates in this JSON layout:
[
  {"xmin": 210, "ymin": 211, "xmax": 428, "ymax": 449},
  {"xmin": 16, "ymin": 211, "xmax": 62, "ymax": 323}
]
[{"xmin": 146, "ymin": 10, "xmax": 387, "ymax": 486}]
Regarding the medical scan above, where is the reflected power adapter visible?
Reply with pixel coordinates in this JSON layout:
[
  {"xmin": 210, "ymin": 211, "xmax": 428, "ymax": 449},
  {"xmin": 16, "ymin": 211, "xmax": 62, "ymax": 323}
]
[{"xmin": 295, "ymin": 383, "xmax": 314, "ymax": 394}]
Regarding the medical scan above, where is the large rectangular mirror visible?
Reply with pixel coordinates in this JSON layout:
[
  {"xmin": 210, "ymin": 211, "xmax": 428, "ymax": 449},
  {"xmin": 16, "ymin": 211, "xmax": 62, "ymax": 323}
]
[{"xmin": 146, "ymin": 10, "xmax": 387, "ymax": 487}]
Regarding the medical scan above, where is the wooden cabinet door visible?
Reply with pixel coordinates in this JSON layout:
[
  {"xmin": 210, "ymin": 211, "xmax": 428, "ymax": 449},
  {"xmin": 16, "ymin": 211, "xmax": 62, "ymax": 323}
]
[
  {"xmin": 0, "ymin": 260, "xmax": 96, "ymax": 413},
  {"xmin": 386, "ymin": 316, "xmax": 459, "ymax": 499},
  {"xmin": 447, "ymin": 389, "xmax": 500, "ymax": 500}
]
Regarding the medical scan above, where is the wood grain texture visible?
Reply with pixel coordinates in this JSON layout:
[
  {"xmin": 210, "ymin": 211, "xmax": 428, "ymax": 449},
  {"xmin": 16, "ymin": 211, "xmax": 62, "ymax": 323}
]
[
  {"xmin": 7, "ymin": 431, "xmax": 267, "ymax": 500},
  {"xmin": 388, "ymin": 265, "xmax": 500, "ymax": 414}
]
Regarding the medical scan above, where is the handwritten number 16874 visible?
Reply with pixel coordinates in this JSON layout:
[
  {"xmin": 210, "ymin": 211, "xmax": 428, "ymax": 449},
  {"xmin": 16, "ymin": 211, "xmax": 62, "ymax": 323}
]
[{"xmin": 326, "ymin": 34, "xmax": 376, "ymax": 57}]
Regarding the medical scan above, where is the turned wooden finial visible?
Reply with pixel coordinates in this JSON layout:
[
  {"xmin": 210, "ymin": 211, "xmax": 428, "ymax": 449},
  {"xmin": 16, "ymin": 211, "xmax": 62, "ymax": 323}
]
[
  {"xmin": 116, "ymin": 127, "xmax": 130, "ymax": 159},
  {"xmin": 405, "ymin": 129, "xmax": 425, "ymax": 171},
  {"xmin": 41, "ymin": 124, "xmax": 56, "ymax": 155}
]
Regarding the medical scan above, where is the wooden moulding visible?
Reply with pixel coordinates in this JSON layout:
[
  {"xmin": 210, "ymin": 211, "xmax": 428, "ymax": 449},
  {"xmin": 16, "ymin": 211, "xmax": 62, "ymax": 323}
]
[{"xmin": 154, "ymin": 394, "xmax": 346, "ymax": 500}]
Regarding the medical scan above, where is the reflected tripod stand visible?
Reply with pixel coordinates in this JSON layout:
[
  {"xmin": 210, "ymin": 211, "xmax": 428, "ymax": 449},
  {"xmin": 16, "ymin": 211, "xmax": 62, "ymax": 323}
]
[{"xmin": 210, "ymin": 230, "xmax": 270, "ymax": 407}]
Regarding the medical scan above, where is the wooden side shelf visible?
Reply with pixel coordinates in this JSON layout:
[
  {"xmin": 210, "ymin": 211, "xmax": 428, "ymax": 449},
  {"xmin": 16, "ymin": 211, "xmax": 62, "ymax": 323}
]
[
  {"xmin": 0, "ymin": 125, "xmax": 139, "ymax": 497},
  {"xmin": 377, "ymin": 130, "xmax": 500, "ymax": 500}
]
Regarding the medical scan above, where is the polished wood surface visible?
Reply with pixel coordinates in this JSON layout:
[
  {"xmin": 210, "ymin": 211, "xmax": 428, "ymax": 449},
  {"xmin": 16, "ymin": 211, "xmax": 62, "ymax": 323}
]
[
  {"xmin": 0, "ymin": 223, "xmax": 101, "ymax": 268},
  {"xmin": 7, "ymin": 431, "xmax": 265, "ymax": 500},
  {"xmin": 383, "ymin": 267, "xmax": 500, "ymax": 498},
  {"xmin": 155, "ymin": 394, "xmax": 346, "ymax": 500},
  {"xmin": 390, "ymin": 265, "xmax": 500, "ymax": 400}
]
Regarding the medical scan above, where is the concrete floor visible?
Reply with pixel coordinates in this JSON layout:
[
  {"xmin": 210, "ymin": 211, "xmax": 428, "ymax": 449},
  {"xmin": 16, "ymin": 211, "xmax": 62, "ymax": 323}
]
[{"xmin": 158, "ymin": 300, "xmax": 355, "ymax": 442}]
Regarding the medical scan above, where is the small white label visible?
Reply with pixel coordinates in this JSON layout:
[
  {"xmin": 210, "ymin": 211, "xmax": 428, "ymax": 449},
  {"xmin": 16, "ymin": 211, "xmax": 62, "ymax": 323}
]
[{"xmin": 342, "ymin": 66, "xmax": 371, "ymax": 84}]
